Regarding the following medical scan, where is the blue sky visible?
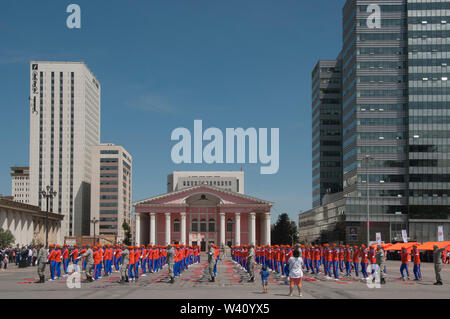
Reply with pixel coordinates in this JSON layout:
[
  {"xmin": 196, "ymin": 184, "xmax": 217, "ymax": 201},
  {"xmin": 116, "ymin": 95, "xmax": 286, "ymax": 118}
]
[{"xmin": 0, "ymin": 0, "xmax": 344, "ymax": 223}]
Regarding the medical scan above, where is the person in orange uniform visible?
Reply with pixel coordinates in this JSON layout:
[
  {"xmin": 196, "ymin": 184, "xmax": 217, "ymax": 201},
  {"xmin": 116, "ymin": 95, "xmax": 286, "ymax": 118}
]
[
  {"xmin": 47, "ymin": 244, "xmax": 56, "ymax": 281},
  {"xmin": 79, "ymin": 245, "xmax": 87, "ymax": 271},
  {"xmin": 93, "ymin": 246, "xmax": 101, "ymax": 280},
  {"xmin": 326, "ymin": 244, "xmax": 333, "ymax": 278},
  {"xmin": 352, "ymin": 246, "xmax": 360, "ymax": 277},
  {"xmin": 134, "ymin": 246, "xmax": 141, "ymax": 280},
  {"xmin": 400, "ymin": 247, "xmax": 410, "ymax": 281},
  {"xmin": 54, "ymin": 245, "xmax": 62, "ymax": 279},
  {"xmin": 369, "ymin": 246, "xmax": 377, "ymax": 277},
  {"xmin": 338, "ymin": 245, "xmax": 345, "ymax": 273},
  {"xmin": 312, "ymin": 245, "xmax": 320, "ymax": 274},
  {"xmin": 344, "ymin": 245, "xmax": 352, "ymax": 276},
  {"xmin": 62, "ymin": 244, "xmax": 70, "ymax": 276},
  {"xmin": 331, "ymin": 244, "xmax": 339, "ymax": 280},
  {"xmin": 411, "ymin": 245, "xmax": 422, "ymax": 281},
  {"xmin": 360, "ymin": 245, "xmax": 369, "ymax": 279},
  {"xmin": 128, "ymin": 246, "xmax": 135, "ymax": 282},
  {"xmin": 114, "ymin": 245, "xmax": 122, "ymax": 272},
  {"xmin": 70, "ymin": 244, "xmax": 79, "ymax": 272}
]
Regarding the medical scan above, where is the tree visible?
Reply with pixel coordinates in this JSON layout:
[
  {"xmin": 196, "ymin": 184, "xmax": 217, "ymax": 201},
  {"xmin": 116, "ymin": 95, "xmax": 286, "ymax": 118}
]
[
  {"xmin": 122, "ymin": 221, "xmax": 132, "ymax": 246},
  {"xmin": 271, "ymin": 213, "xmax": 299, "ymax": 245},
  {"xmin": 0, "ymin": 228, "xmax": 15, "ymax": 247}
]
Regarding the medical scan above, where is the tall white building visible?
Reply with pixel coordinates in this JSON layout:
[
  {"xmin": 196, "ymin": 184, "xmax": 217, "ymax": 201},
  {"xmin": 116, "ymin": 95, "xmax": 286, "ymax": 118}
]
[
  {"xmin": 167, "ymin": 171, "xmax": 245, "ymax": 194},
  {"xmin": 10, "ymin": 167, "xmax": 30, "ymax": 204},
  {"xmin": 29, "ymin": 61, "xmax": 101, "ymax": 239},
  {"xmin": 90, "ymin": 143, "xmax": 133, "ymax": 243}
]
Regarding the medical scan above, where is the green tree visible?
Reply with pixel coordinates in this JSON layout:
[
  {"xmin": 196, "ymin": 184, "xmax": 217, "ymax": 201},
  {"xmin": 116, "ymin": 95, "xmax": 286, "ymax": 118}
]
[
  {"xmin": 271, "ymin": 213, "xmax": 299, "ymax": 245},
  {"xmin": 0, "ymin": 228, "xmax": 15, "ymax": 247},
  {"xmin": 122, "ymin": 221, "xmax": 132, "ymax": 246}
]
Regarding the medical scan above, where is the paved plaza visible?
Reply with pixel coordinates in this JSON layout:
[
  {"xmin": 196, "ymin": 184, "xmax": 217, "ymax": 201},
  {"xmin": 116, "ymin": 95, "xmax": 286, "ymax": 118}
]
[{"xmin": 0, "ymin": 255, "xmax": 449, "ymax": 299}]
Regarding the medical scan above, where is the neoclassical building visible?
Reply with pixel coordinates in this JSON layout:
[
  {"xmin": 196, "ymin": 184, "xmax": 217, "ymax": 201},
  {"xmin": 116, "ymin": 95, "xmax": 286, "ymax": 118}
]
[
  {"xmin": 0, "ymin": 199, "xmax": 64, "ymax": 246},
  {"xmin": 134, "ymin": 185, "xmax": 272, "ymax": 250}
]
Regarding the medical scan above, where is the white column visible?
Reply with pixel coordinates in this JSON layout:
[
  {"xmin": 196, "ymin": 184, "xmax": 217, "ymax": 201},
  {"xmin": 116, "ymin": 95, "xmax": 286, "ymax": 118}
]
[
  {"xmin": 220, "ymin": 213, "xmax": 225, "ymax": 247},
  {"xmin": 264, "ymin": 212, "xmax": 271, "ymax": 245},
  {"xmin": 165, "ymin": 213, "xmax": 171, "ymax": 245},
  {"xmin": 136, "ymin": 214, "xmax": 141, "ymax": 246},
  {"xmin": 249, "ymin": 212, "xmax": 256, "ymax": 245},
  {"xmin": 180, "ymin": 212, "xmax": 187, "ymax": 245},
  {"xmin": 235, "ymin": 213, "xmax": 241, "ymax": 246},
  {"xmin": 150, "ymin": 213, "xmax": 156, "ymax": 245}
]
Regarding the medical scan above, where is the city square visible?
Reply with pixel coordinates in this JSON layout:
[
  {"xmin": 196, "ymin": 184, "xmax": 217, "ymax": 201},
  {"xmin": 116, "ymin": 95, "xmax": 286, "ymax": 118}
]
[
  {"xmin": 1, "ymin": 0, "xmax": 450, "ymax": 310},
  {"xmin": 0, "ymin": 257, "xmax": 449, "ymax": 299}
]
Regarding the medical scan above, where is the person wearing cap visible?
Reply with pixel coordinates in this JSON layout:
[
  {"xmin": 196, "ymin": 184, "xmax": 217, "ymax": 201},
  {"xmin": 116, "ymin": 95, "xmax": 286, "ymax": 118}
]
[
  {"xmin": 166, "ymin": 244, "xmax": 175, "ymax": 283},
  {"xmin": 411, "ymin": 245, "xmax": 422, "ymax": 281},
  {"xmin": 54, "ymin": 245, "xmax": 62, "ymax": 279},
  {"xmin": 117, "ymin": 244, "xmax": 129, "ymax": 284},
  {"xmin": 369, "ymin": 246, "xmax": 377, "ymax": 278},
  {"xmin": 79, "ymin": 245, "xmax": 87, "ymax": 271},
  {"xmin": 247, "ymin": 244, "xmax": 255, "ymax": 282},
  {"xmin": 375, "ymin": 245, "xmax": 386, "ymax": 285},
  {"xmin": 35, "ymin": 244, "xmax": 48, "ymax": 283},
  {"xmin": 352, "ymin": 246, "xmax": 360, "ymax": 277},
  {"xmin": 76, "ymin": 244, "xmax": 94, "ymax": 282},
  {"xmin": 338, "ymin": 245, "xmax": 345, "ymax": 273},
  {"xmin": 47, "ymin": 245, "xmax": 56, "ymax": 281},
  {"xmin": 208, "ymin": 244, "xmax": 216, "ymax": 282},
  {"xmin": 93, "ymin": 246, "xmax": 101, "ymax": 280},
  {"xmin": 344, "ymin": 245, "xmax": 352, "ymax": 276},
  {"xmin": 433, "ymin": 244, "xmax": 449, "ymax": 285},
  {"xmin": 331, "ymin": 244, "xmax": 339, "ymax": 280},
  {"xmin": 70, "ymin": 244, "xmax": 79, "ymax": 272},
  {"xmin": 400, "ymin": 247, "xmax": 410, "ymax": 281},
  {"xmin": 114, "ymin": 245, "xmax": 122, "ymax": 272},
  {"xmin": 360, "ymin": 245, "xmax": 369, "ymax": 280},
  {"xmin": 62, "ymin": 244, "xmax": 70, "ymax": 276}
]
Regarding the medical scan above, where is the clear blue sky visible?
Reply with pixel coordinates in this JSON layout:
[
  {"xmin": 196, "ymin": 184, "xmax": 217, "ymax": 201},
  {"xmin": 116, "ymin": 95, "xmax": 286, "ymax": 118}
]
[{"xmin": 0, "ymin": 0, "xmax": 344, "ymax": 223}]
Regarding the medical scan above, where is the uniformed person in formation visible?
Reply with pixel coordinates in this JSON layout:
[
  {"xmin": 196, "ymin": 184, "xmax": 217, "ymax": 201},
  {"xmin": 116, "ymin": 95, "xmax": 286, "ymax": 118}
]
[
  {"xmin": 208, "ymin": 244, "xmax": 216, "ymax": 282},
  {"xmin": 375, "ymin": 245, "xmax": 386, "ymax": 285},
  {"xmin": 166, "ymin": 244, "xmax": 175, "ymax": 284},
  {"xmin": 76, "ymin": 244, "xmax": 94, "ymax": 282},
  {"xmin": 433, "ymin": 244, "xmax": 448, "ymax": 286},
  {"xmin": 247, "ymin": 245, "xmax": 255, "ymax": 282},
  {"xmin": 118, "ymin": 244, "xmax": 129, "ymax": 284},
  {"xmin": 35, "ymin": 244, "xmax": 48, "ymax": 283}
]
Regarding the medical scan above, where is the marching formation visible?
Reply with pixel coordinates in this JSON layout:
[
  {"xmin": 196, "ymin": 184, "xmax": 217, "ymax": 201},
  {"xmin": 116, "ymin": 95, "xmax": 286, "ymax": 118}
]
[
  {"xmin": 232, "ymin": 243, "xmax": 450, "ymax": 286},
  {"xmin": 34, "ymin": 243, "xmax": 202, "ymax": 284}
]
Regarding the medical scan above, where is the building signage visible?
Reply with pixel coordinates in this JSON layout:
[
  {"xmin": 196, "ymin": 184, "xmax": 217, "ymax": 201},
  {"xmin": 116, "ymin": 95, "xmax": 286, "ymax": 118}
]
[
  {"xmin": 376, "ymin": 232, "xmax": 382, "ymax": 244},
  {"xmin": 31, "ymin": 65, "xmax": 39, "ymax": 114},
  {"xmin": 401, "ymin": 229, "xmax": 408, "ymax": 243},
  {"xmin": 438, "ymin": 226, "xmax": 444, "ymax": 242}
]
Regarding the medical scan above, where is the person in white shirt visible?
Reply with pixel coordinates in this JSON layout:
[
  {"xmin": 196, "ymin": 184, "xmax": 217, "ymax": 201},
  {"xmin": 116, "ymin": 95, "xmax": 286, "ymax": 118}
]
[{"xmin": 288, "ymin": 248, "xmax": 304, "ymax": 297}]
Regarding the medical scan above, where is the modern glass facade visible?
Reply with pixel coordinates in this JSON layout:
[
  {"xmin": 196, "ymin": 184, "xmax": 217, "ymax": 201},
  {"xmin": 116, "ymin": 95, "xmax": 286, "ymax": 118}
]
[
  {"xmin": 312, "ymin": 60, "xmax": 343, "ymax": 207},
  {"xmin": 407, "ymin": 0, "xmax": 450, "ymax": 220},
  {"xmin": 304, "ymin": 0, "xmax": 450, "ymax": 243},
  {"xmin": 341, "ymin": 0, "xmax": 409, "ymax": 234}
]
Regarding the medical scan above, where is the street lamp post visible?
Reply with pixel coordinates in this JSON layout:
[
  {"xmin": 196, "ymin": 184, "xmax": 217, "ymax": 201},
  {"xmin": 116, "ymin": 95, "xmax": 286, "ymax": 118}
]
[
  {"xmin": 40, "ymin": 186, "xmax": 57, "ymax": 248},
  {"xmin": 91, "ymin": 217, "xmax": 99, "ymax": 246},
  {"xmin": 364, "ymin": 155, "xmax": 374, "ymax": 247}
]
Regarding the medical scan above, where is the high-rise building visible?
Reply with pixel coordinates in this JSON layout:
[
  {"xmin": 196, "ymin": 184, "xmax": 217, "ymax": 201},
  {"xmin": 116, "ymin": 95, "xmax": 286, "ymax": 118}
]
[
  {"xmin": 90, "ymin": 143, "xmax": 133, "ymax": 243},
  {"xmin": 406, "ymin": 0, "xmax": 450, "ymax": 239},
  {"xmin": 167, "ymin": 171, "xmax": 245, "ymax": 194},
  {"xmin": 10, "ymin": 166, "xmax": 30, "ymax": 204},
  {"xmin": 29, "ymin": 61, "xmax": 101, "ymax": 240},
  {"xmin": 300, "ymin": 0, "xmax": 450, "ymax": 244},
  {"xmin": 312, "ymin": 59, "xmax": 343, "ymax": 207}
]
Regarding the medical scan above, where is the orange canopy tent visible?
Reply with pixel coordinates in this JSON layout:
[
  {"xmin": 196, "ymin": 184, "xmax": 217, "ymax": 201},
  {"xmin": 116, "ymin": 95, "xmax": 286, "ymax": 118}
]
[
  {"xmin": 370, "ymin": 243, "xmax": 392, "ymax": 249},
  {"xmin": 416, "ymin": 241, "xmax": 450, "ymax": 251},
  {"xmin": 384, "ymin": 242, "xmax": 419, "ymax": 251}
]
